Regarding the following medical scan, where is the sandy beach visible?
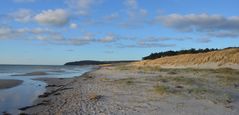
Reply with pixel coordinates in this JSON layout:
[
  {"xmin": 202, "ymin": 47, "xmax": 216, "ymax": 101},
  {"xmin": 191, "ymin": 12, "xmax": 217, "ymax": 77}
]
[
  {"xmin": 0, "ymin": 79, "xmax": 23, "ymax": 90},
  {"xmin": 22, "ymin": 65, "xmax": 239, "ymax": 115}
]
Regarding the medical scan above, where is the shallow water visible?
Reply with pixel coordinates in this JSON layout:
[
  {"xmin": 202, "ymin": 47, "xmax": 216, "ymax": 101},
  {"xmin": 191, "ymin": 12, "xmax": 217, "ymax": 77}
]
[{"xmin": 0, "ymin": 65, "xmax": 94, "ymax": 114}]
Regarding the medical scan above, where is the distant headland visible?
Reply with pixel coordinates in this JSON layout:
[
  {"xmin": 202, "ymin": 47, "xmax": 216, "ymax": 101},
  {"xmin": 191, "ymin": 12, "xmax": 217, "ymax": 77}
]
[{"xmin": 64, "ymin": 60, "xmax": 137, "ymax": 66}]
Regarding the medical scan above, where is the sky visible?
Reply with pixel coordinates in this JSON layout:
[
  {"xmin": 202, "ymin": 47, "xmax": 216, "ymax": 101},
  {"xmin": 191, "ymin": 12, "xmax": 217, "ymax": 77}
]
[{"xmin": 0, "ymin": 0, "xmax": 239, "ymax": 65}]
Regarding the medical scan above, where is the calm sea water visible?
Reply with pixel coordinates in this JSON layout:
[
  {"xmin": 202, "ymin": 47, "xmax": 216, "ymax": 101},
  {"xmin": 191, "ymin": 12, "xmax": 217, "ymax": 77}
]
[{"xmin": 0, "ymin": 65, "xmax": 94, "ymax": 114}]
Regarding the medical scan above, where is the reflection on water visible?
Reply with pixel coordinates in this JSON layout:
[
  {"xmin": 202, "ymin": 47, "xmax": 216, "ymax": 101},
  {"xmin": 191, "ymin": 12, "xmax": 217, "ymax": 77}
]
[
  {"xmin": 0, "ymin": 65, "xmax": 94, "ymax": 114},
  {"xmin": 0, "ymin": 79, "xmax": 46, "ymax": 114}
]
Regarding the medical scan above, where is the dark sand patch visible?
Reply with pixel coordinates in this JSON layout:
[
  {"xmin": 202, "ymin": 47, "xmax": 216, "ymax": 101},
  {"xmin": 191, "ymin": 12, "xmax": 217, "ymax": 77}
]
[{"xmin": 0, "ymin": 79, "xmax": 23, "ymax": 89}]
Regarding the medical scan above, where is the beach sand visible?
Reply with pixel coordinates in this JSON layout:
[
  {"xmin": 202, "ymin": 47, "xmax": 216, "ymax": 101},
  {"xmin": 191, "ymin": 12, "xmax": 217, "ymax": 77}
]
[
  {"xmin": 0, "ymin": 79, "xmax": 23, "ymax": 90},
  {"xmin": 23, "ymin": 65, "xmax": 239, "ymax": 115}
]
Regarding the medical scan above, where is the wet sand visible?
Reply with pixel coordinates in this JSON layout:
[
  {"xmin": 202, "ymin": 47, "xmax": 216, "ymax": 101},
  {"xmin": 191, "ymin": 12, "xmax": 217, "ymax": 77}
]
[
  {"xmin": 23, "ymin": 65, "xmax": 239, "ymax": 115},
  {"xmin": 0, "ymin": 79, "xmax": 23, "ymax": 90}
]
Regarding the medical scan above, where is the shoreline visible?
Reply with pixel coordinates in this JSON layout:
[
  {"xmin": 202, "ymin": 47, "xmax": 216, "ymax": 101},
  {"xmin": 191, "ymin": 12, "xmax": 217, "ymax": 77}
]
[
  {"xmin": 19, "ymin": 71, "xmax": 95, "ymax": 113},
  {"xmin": 22, "ymin": 65, "xmax": 239, "ymax": 115},
  {"xmin": 0, "ymin": 79, "xmax": 23, "ymax": 90}
]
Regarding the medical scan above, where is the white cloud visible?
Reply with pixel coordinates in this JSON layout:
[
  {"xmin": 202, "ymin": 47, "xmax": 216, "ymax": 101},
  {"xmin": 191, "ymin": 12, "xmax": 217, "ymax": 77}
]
[
  {"xmin": 14, "ymin": 27, "xmax": 53, "ymax": 35},
  {"xmin": 125, "ymin": 0, "xmax": 138, "ymax": 9},
  {"xmin": 0, "ymin": 25, "xmax": 119, "ymax": 45},
  {"xmin": 66, "ymin": 0, "xmax": 100, "ymax": 15},
  {"xmin": 0, "ymin": 26, "xmax": 36, "ymax": 39},
  {"xmin": 66, "ymin": 33, "xmax": 95, "ymax": 45},
  {"xmin": 34, "ymin": 9, "xmax": 69, "ymax": 26},
  {"xmin": 41, "ymin": 32, "xmax": 119, "ymax": 45},
  {"xmin": 0, "ymin": 26, "xmax": 55, "ymax": 40},
  {"xmin": 9, "ymin": 9, "xmax": 33, "ymax": 22},
  {"xmin": 139, "ymin": 36, "xmax": 192, "ymax": 43},
  {"xmin": 207, "ymin": 31, "xmax": 239, "ymax": 38},
  {"xmin": 14, "ymin": 0, "xmax": 36, "ymax": 3},
  {"xmin": 122, "ymin": 0, "xmax": 149, "ymax": 28},
  {"xmin": 155, "ymin": 13, "xmax": 239, "ymax": 32},
  {"xmin": 104, "ymin": 13, "xmax": 119, "ymax": 21},
  {"xmin": 0, "ymin": 26, "xmax": 14, "ymax": 39},
  {"xmin": 69, "ymin": 23, "xmax": 78, "ymax": 29},
  {"xmin": 138, "ymin": 42, "xmax": 176, "ymax": 48},
  {"xmin": 30, "ymin": 28, "xmax": 52, "ymax": 34},
  {"xmin": 117, "ymin": 42, "xmax": 176, "ymax": 48},
  {"xmin": 196, "ymin": 37, "xmax": 211, "ymax": 43},
  {"xmin": 36, "ymin": 33, "xmax": 64, "ymax": 41},
  {"xmin": 99, "ymin": 34, "xmax": 116, "ymax": 43}
]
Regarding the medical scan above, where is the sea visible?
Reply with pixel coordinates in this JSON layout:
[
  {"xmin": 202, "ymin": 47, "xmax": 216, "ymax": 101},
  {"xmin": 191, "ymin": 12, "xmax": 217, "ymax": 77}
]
[{"xmin": 0, "ymin": 65, "xmax": 94, "ymax": 114}]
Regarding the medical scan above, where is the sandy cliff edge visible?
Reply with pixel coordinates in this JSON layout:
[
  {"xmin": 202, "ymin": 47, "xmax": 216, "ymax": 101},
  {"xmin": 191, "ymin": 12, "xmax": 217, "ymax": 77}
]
[{"xmin": 131, "ymin": 48, "xmax": 239, "ymax": 69}]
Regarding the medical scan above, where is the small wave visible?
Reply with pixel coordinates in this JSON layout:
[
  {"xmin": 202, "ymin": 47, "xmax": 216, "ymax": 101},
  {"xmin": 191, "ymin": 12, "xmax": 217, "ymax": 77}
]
[
  {"xmin": 11, "ymin": 72, "xmax": 49, "ymax": 76},
  {"xmin": 49, "ymin": 70, "xmax": 65, "ymax": 73}
]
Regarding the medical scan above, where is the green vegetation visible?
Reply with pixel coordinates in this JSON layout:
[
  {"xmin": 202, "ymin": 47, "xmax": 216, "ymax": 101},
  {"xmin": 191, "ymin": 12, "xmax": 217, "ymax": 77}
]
[
  {"xmin": 114, "ymin": 78, "xmax": 134, "ymax": 85},
  {"xmin": 153, "ymin": 85, "xmax": 170, "ymax": 95},
  {"xmin": 116, "ymin": 65, "xmax": 162, "ymax": 72},
  {"xmin": 115, "ymin": 65, "xmax": 132, "ymax": 71},
  {"xmin": 188, "ymin": 87, "xmax": 208, "ymax": 95},
  {"xmin": 214, "ymin": 68, "xmax": 239, "ymax": 74},
  {"xmin": 221, "ymin": 94, "xmax": 233, "ymax": 104},
  {"xmin": 99, "ymin": 78, "xmax": 111, "ymax": 82},
  {"xmin": 114, "ymin": 67, "xmax": 237, "ymax": 106},
  {"xmin": 137, "ymin": 66, "xmax": 161, "ymax": 72},
  {"xmin": 216, "ymin": 74, "xmax": 239, "ymax": 85},
  {"xmin": 170, "ymin": 77, "xmax": 198, "ymax": 85}
]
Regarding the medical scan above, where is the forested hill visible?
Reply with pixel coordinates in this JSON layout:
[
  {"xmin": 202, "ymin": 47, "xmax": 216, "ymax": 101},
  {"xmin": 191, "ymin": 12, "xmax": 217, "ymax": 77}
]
[{"xmin": 64, "ymin": 60, "xmax": 137, "ymax": 66}]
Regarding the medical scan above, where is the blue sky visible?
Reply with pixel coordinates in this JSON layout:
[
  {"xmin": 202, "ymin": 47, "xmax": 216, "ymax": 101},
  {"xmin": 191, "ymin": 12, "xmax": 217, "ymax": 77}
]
[{"xmin": 0, "ymin": 0, "xmax": 239, "ymax": 65}]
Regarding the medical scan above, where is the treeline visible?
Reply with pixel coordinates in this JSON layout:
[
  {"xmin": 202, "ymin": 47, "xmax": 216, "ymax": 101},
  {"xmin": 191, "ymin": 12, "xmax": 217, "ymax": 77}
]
[{"xmin": 142, "ymin": 48, "xmax": 219, "ymax": 60}]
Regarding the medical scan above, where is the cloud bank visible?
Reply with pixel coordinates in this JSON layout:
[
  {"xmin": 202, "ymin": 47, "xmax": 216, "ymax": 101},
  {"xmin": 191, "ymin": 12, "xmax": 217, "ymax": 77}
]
[{"xmin": 156, "ymin": 13, "xmax": 239, "ymax": 35}]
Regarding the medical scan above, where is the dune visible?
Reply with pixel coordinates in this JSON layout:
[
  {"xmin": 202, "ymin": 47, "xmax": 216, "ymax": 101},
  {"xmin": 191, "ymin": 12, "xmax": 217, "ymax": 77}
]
[{"xmin": 131, "ymin": 48, "xmax": 239, "ymax": 69}]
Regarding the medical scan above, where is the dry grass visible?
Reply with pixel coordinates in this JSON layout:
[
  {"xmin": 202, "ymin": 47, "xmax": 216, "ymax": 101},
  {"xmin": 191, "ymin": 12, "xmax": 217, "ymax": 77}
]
[
  {"xmin": 221, "ymin": 94, "xmax": 233, "ymax": 104},
  {"xmin": 153, "ymin": 85, "xmax": 170, "ymax": 95},
  {"xmin": 113, "ymin": 78, "xmax": 134, "ymax": 85},
  {"xmin": 115, "ymin": 65, "xmax": 161, "ymax": 72},
  {"xmin": 170, "ymin": 77, "xmax": 198, "ymax": 85},
  {"xmin": 87, "ymin": 92, "xmax": 102, "ymax": 101},
  {"xmin": 188, "ymin": 87, "xmax": 209, "ymax": 95},
  {"xmin": 115, "ymin": 65, "xmax": 132, "ymax": 70},
  {"xmin": 131, "ymin": 48, "xmax": 239, "ymax": 67},
  {"xmin": 99, "ymin": 77, "xmax": 111, "ymax": 82},
  {"xmin": 216, "ymin": 74, "xmax": 239, "ymax": 86}
]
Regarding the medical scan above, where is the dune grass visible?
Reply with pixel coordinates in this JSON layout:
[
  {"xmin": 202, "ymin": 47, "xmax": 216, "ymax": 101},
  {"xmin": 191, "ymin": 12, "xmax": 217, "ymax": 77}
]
[
  {"xmin": 113, "ymin": 78, "xmax": 134, "ymax": 85},
  {"xmin": 88, "ymin": 92, "xmax": 102, "ymax": 101},
  {"xmin": 114, "ymin": 65, "xmax": 237, "ymax": 106},
  {"xmin": 170, "ymin": 77, "xmax": 197, "ymax": 85},
  {"xmin": 188, "ymin": 87, "xmax": 209, "ymax": 95},
  {"xmin": 216, "ymin": 74, "xmax": 239, "ymax": 86},
  {"xmin": 153, "ymin": 85, "xmax": 170, "ymax": 95},
  {"xmin": 99, "ymin": 78, "xmax": 111, "ymax": 82},
  {"xmin": 115, "ymin": 65, "xmax": 162, "ymax": 72}
]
